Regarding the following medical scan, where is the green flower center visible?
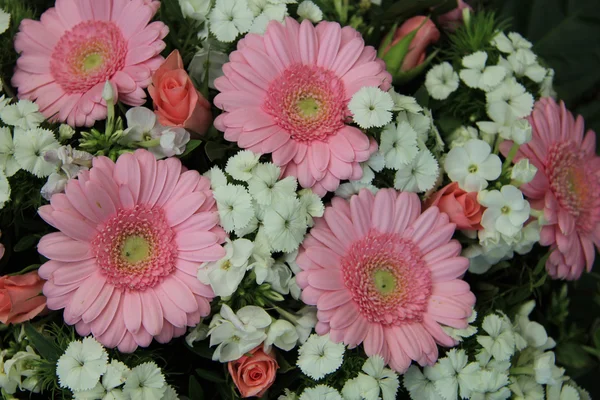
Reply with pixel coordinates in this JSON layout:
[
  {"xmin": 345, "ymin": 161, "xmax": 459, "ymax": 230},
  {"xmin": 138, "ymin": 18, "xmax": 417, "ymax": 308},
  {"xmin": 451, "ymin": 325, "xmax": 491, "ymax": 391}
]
[
  {"xmin": 297, "ymin": 97, "xmax": 320, "ymax": 118},
  {"xmin": 83, "ymin": 53, "xmax": 103, "ymax": 72},
  {"xmin": 373, "ymin": 269, "xmax": 397, "ymax": 296},
  {"xmin": 121, "ymin": 235, "xmax": 151, "ymax": 264}
]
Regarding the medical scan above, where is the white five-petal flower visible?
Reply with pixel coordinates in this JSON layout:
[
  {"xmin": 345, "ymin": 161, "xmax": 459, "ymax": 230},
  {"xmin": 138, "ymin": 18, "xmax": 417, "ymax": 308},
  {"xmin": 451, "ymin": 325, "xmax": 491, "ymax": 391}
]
[
  {"xmin": 349, "ymin": 87, "xmax": 394, "ymax": 129},
  {"xmin": 459, "ymin": 51, "xmax": 507, "ymax": 91},
  {"xmin": 444, "ymin": 139, "xmax": 501, "ymax": 192},
  {"xmin": 425, "ymin": 63, "xmax": 460, "ymax": 100}
]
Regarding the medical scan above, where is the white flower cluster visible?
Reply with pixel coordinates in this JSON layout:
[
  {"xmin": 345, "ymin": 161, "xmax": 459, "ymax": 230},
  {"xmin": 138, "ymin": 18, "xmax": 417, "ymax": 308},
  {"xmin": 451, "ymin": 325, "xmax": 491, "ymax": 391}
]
[
  {"xmin": 0, "ymin": 346, "xmax": 41, "ymax": 395},
  {"xmin": 121, "ymin": 107, "xmax": 190, "ymax": 159},
  {"xmin": 403, "ymin": 302, "xmax": 588, "ymax": 400},
  {"xmin": 56, "ymin": 337, "xmax": 178, "ymax": 400},
  {"xmin": 202, "ymin": 151, "xmax": 323, "ymax": 298},
  {"xmin": 340, "ymin": 90, "xmax": 441, "ymax": 197},
  {"xmin": 199, "ymin": 304, "xmax": 317, "ymax": 362},
  {"xmin": 203, "ymin": 0, "xmax": 318, "ymax": 42},
  {"xmin": 342, "ymin": 355, "xmax": 400, "ymax": 400}
]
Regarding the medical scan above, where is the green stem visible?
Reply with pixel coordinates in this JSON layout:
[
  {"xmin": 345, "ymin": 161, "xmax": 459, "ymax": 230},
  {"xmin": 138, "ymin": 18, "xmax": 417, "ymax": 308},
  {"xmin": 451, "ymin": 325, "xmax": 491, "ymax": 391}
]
[
  {"xmin": 136, "ymin": 138, "xmax": 161, "ymax": 148},
  {"xmin": 105, "ymin": 100, "xmax": 115, "ymax": 137},
  {"xmin": 502, "ymin": 142, "xmax": 519, "ymax": 170},
  {"xmin": 509, "ymin": 366, "xmax": 534, "ymax": 376}
]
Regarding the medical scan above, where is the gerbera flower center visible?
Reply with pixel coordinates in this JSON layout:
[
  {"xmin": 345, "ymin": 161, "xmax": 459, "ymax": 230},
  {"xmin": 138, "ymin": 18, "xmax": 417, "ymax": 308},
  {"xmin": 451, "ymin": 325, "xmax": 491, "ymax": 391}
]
[
  {"xmin": 546, "ymin": 141, "xmax": 600, "ymax": 233},
  {"xmin": 341, "ymin": 230, "xmax": 432, "ymax": 326},
  {"xmin": 91, "ymin": 205, "xmax": 178, "ymax": 291},
  {"xmin": 50, "ymin": 21, "xmax": 127, "ymax": 94},
  {"xmin": 263, "ymin": 63, "xmax": 348, "ymax": 143}
]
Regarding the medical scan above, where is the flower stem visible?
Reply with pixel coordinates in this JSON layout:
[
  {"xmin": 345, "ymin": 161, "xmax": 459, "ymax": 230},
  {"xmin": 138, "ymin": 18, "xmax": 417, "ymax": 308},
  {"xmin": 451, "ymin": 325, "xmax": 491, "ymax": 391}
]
[
  {"xmin": 137, "ymin": 138, "xmax": 160, "ymax": 148},
  {"xmin": 509, "ymin": 366, "xmax": 534, "ymax": 376},
  {"xmin": 502, "ymin": 142, "xmax": 519, "ymax": 170}
]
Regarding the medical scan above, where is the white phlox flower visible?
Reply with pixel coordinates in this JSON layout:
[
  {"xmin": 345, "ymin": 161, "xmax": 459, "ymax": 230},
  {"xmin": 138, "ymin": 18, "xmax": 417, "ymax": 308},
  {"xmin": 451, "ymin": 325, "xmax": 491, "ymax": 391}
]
[
  {"xmin": 264, "ymin": 319, "xmax": 299, "ymax": 352},
  {"xmin": 476, "ymin": 314, "xmax": 516, "ymax": 361},
  {"xmin": 122, "ymin": 362, "xmax": 166, "ymax": 400},
  {"xmin": 444, "ymin": 139, "xmax": 501, "ymax": 192},
  {"xmin": 425, "ymin": 62, "xmax": 460, "ymax": 100},
  {"xmin": 459, "ymin": 51, "xmax": 507, "ymax": 91},
  {"xmin": 511, "ymin": 158, "xmax": 538, "ymax": 185},
  {"xmin": 262, "ymin": 196, "xmax": 308, "ymax": 253},
  {"xmin": 479, "ymin": 185, "xmax": 531, "ymax": 238},
  {"xmin": 179, "ymin": 0, "xmax": 212, "ymax": 21},
  {"xmin": 389, "ymin": 90, "xmax": 423, "ymax": 113},
  {"xmin": 491, "ymin": 32, "xmax": 533, "ymax": 54},
  {"xmin": 486, "ymin": 78, "xmax": 534, "ymax": 125}
]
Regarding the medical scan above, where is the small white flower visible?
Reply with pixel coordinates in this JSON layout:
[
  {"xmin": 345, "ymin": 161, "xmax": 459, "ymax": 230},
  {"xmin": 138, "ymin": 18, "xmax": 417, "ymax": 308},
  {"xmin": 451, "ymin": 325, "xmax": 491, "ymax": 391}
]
[
  {"xmin": 0, "ymin": 170, "xmax": 10, "ymax": 209},
  {"xmin": 486, "ymin": 78, "xmax": 534, "ymax": 125},
  {"xmin": 394, "ymin": 149, "xmax": 439, "ymax": 193},
  {"xmin": 425, "ymin": 62, "xmax": 460, "ymax": 100},
  {"xmin": 361, "ymin": 355, "xmax": 399, "ymax": 400},
  {"xmin": 502, "ymin": 119, "xmax": 532, "ymax": 145},
  {"xmin": 0, "ymin": 127, "xmax": 20, "ymax": 177},
  {"xmin": 476, "ymin": 314, "xmax": 516, "ymax": 361},
  {"xmin": 150, "ymin": 127, "xmax": 190, "ymax": 158},
  {"xmin": 297, "ymin": 334, "xmax": 345, "ymax": 380},
  {"xmin": 102, "ymin": 81, "xmax": 115, "ymax": 103},
  {"xmin": 209, "ymin": 0, "xmax": 254, "ymax": 42},
  {"xmin": 459, "ymin": 51, "xmax": 507, "ymax": 91},
  {"xmin": 540, "ymin": 68, "xmax": 557, "ymax": 98},
  {"xmin": 479, "ymin": 185, "xmax": 531, "ymax": 238},
  {"xmin": 279, "ymin": 389, "xmax": 300, "ymax": 400},
  {"xmin": 2, "ymin": 346, "xmax": 41, "ymax": 394},
  {"xmin": 0, "ymin": 100, "xmax": 45, "ymax": 129},
  {"xmin": 443, "ymin": 310, "xmax": 478, "ymax": 342},
  {"xmin": 264, "ymin": 319, "xmax": 299, "ymax": 352},
  {"xmin": 491, "ymin": 32, "xmax": 532, "ymax": 54},
  {"xmin": 162, "ymin": 386, "xmax": 180, "ymax": 400},
  {"xmin": 297, "ymin": 0, "xmax": 322, "ymax": 22},
  {"xmin": 122, "ymin": 106, "xmax": 157, "ymax": 144},
  {"xmin": 298, "ymin": 189, "xmax": 325, "ymax": 226},
  {"xmin": 248, "ymin": 163, "xmax": 298, "ymax": 205},
  {"xmin": 342, "ymin": 375, "xmax": 380, "ymax": 400},
  {"xmin": 56, "ymin": 337, "xmax": 109, "ymax": 392},
  {"xmin": 511, "ymin": 158, "xmax": 537, "ymax": 185},
  {"xmin": 198, "ymin": 238, "xmax": 254, "ymax": 297},
  {"xmin": 41, "ymin": 173, "xmax": 68, "ymax": 201},
  {"xmin": 42, "ymin": 145, "xmax": 93, "ymax": 199},
  {"xmin": 335, "ymin": 181, "xmax": 378, "ymax": 199},
  {"xmin": 349, "ymin": 87, "xmax": 394, "ymax": 129},
  {"xmin": 546, "ymin": 383, "xmax": 581, "ymax": 400},
  {"xmin": 389, "ymin": 90, "xmax": 423, "ymax": 113},
  {"xmin": 444, "ymin": 139, "xmax": 501, "ymax": 192},
  {"xmin": 213, "ymin": 184, "xmax": 254, "ymax": 233},
  {"xmin": 396, "ymin": 111, "xmax": 431, "ymax": 143},
  {"xmin": 73, "ymin": 360, "xmax": 130, "ymax": 400},
  {"xmin": 13, "ymin": 128, "xmax": 60, "ymax": 178},
  {"xmin": 300, "ymin": 385, "xmax": 343, "ymax": 400},
  {"xmin": 509, "ymin": 376, "xmax": 544, "ymax": 400},
  {"xmin": 507, "ymin": 50, "xmax": 547, "ymax": 83},
  {"xmin": 380, "ymin": 121, "xmax": 419, "ymax": 169},
  {"xmin": 58, "ymin": 124, "xmax": 76, "ymax": 141},
  {"xmin": 204, "ymin": 166, "xmax": 228, "ymax": 189},
  {"xmin": 263, "ymin": 196, "xmax": 308, "ymax": 253},
  {"xmin": 226, "ymin": 150, "xmax": 261, "ymax": 182},
  {"xmin": 209, "ymin": 304, "xmax": 271, "ymax": 362},
  {"xmin": 179, "ymin": 0, "xmax": 212, "ymax": 21},
  {"xmin": 470, "ymin": 370, "xmax": 511, "ymax": 400},
  {"xmin": 0, "ymin": 9, "xmax": 10, "ymax": 34},
  {"xmin": 431, "ymin": 349, "xmax": 481, "ymax": 400},
  {"xmin": 533, "ymin": 352, "xmax": 557, "ymax": 385},
  {"xmin": 122, "ymin": 362, "xmax": 166, "ymax": 400},
  {"xmin": 358, "ymin": 151, "xmax": 385, "ymax": 184},
  {"xmin": 403, "ymin": 365, "xmax": 444, "ymax": 400},
  {"xmin": 447, "ymin": 126, "xmax": 479, "ymax": 149}
]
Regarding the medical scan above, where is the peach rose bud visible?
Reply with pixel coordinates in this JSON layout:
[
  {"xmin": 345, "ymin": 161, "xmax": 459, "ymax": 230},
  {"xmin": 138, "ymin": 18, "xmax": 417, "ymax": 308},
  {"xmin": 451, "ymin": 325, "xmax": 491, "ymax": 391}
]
[
  {"xmin": 0, "ymin": 271, "xmax": 47, "ymax": 325},
  {"xmin": 228, "ymin": 347, "xmax": 279, "ymax": 398},
  {"xmin": 148, "ymin": 50, "xmax": 212, "ymax": 136}
]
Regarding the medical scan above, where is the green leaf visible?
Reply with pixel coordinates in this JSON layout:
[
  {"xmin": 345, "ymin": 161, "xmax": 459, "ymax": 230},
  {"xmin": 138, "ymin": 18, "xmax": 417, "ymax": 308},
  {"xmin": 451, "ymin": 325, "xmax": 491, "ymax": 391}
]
[
  {"xmin": 195, "ymin": 368, "xmax": 226, "ymax": 383},
  {"xmin": 533, "ymin": 250, "xmax": 552, "ymax": 275},
  {"xmin": 8, "ymin": 264, "xmax": 41, "ymax": 276},
  {"xmin": 185, "ymin": 340, "xmax": 214, "ymax": 360},
  {"xmin": 378, "ymin": 23, "xmax": 398, "ymax": 59},
  {"xmin": 556, "ymin": 341, "xmax": 595, "ymax": 369},
  {"xmin": 24, "ymin": 323, "xmax": 62, "ymax": 363},
  {"xmin": 381, "ymin": 0, "xmax": 448, "ymax": 23},
  {"xmin": 13, "ymin": 234, "xmax": 40, "ymax": 252},
  {"xmin": 204, "ymin": 141, "xmax": 229, "ymax": 162},
  {"xmin": 188, "ymin": 375, "xmax": 205, "ymax": 400},
  {"xmin": 275, "ymin": 351, "xmax": 296, "ymax": 374},
  {"xmin": 180, "ymin": 140, "xmax": 203, "ymax": 158}
]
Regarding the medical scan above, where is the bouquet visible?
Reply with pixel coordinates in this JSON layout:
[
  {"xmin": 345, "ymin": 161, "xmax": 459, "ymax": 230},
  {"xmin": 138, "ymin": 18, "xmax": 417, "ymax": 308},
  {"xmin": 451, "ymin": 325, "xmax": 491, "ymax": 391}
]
[{"xmin": 0, "ymin": 0, "xmax": 598, "ymax": 399}]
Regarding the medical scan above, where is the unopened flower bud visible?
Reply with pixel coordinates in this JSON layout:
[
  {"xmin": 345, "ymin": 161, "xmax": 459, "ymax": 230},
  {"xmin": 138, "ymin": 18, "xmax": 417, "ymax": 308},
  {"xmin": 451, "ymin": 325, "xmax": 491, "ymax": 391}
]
[{"xmin": 511, "ymin": 158, "xmax": 538, "ymax": 185}]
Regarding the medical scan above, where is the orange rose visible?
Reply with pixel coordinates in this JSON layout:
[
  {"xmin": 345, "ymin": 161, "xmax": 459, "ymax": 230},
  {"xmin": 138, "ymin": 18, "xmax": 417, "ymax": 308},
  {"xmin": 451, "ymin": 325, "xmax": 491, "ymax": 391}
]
[
  {"xmin": 425, "ymin": 182, "xmax": 484, "ymax": 230},
  {"xmin": 0, "ymin": 271, "xmax": 46, "ymax": 325},
  {"xmin": 148, "ymin": 50, "xmax": 212, "ymax": 135},
  {"xmin": 228, "ymin": 347, "xmax": 279, "ymax": 398}
]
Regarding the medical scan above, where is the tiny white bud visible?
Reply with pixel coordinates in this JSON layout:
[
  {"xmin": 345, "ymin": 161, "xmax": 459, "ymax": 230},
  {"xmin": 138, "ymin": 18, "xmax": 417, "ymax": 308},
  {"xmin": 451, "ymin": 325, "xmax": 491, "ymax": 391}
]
[
  {"xmin": 102, "ymin": 81, "xmax": 115, "ymax": 102},
  {"xmin": 509, "ymin": 119, "xmax": 532, "ymax": 145},
  {"xmin": 58, "ymin": 124, "xmax": 75, "ymax": 141},
  {"xmin": 511, "ymin": 158, "xmax": 538, "ymax": 185}
]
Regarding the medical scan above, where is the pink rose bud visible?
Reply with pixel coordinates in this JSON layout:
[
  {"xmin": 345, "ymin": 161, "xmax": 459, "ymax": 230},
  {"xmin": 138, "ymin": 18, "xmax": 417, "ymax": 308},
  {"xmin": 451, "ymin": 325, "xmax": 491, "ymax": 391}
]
[
  {"xmin": 381, "ymin": 16, "xmax": 441, "ymax": 73},
  {"xmin": 149, "ymin": 50, "xmax": 213, "ymax": 136},
  {"xmin": 437, "ymin": 0, "xmax": 473, "ymax": 32},
  {"xmin": 0, "ymin": 271, "xmax": 47, "ymax": 325},
  {"xmin": 424, "ymin": 182, "xmax": 485, "ymax": 230},
  {"xmin": 228, "ymin": 347, "xmax": 279, "ymax": 398}
]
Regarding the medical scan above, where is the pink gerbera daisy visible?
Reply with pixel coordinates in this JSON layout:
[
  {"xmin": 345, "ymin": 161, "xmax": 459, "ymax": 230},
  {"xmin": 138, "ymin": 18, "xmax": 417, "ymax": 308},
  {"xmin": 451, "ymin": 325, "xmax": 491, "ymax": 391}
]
[
  {"xmin": 295, "ymin": 189, "xmax": 475, "ymax": 372},
  {"xmin": 502, "ymin": 98, "xmax": 600, "ymax": 280},
  {"xmin": 213, "ymin": 18, "xmax": 391, "ymax": 196},
  {"xmin": 12, "ymin": 0, "xmax": 168, "ymax": 127},
  {"xmin": 36, "ymin": 149, "xmax": 226, "ymax": 352}
]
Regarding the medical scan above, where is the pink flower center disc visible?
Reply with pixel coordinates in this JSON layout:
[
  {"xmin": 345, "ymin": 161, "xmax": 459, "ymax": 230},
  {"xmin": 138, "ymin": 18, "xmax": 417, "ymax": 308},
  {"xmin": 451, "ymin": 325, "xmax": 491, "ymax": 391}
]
[
  {"xmin": 91, "ymin": 205, "xmax": 178, "ymax": 291},
  {"xmin": 263, "ymin": 64, "xmax": 348, "ymax": 143},
  {"xmin": 340, "ymin": 230, "xmax": 432, "ymax": 326},
  {"xmin": 50, "ymin": 20, "xmax": 127, "ymax": 94}
]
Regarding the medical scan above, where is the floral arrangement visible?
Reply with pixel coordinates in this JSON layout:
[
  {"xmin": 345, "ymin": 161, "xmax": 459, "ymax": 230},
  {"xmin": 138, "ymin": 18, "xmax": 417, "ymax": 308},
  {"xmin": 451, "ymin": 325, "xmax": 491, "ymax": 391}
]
[{"xmin": 0, "ymin": 0, "xmax": 598, "ymax": 399}]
